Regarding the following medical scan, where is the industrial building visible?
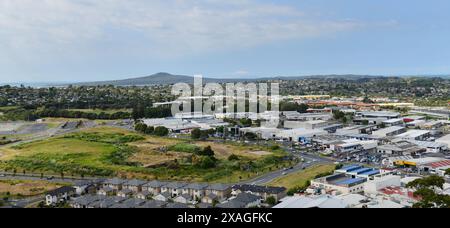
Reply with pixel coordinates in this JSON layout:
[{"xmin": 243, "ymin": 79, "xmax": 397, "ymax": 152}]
[
  {"xmin": 396, "ymin": 130, "xmax": 431, "ymax": 141},
  {"xmin": 372, "ymin": 126, "xmax": 407, "ymax": 138},
  {"xmin": 311, "ymin": 165, "xmax": 390, "ymax": 194}
]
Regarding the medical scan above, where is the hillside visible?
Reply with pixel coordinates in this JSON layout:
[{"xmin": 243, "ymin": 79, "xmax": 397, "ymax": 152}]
[{"xmin": 67, "ymin": 73, "xmax": 450, "ymax": 86}]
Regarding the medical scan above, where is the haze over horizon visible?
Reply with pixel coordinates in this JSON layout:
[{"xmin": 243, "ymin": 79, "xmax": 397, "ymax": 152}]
[{"xmin": 1, "ymin": 0, "xmax": 450, "ymax": 83}]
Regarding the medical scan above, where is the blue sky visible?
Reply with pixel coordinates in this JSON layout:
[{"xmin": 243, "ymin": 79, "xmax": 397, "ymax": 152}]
[{"xmin": 1, "ymin": 0, "xmax": 450, "ymax": 83}]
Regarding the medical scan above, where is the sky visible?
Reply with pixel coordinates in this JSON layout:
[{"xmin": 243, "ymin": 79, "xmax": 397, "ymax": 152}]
[{"xmin": 1, "ymin": 0, "xmax": 450, "ymax": 83}]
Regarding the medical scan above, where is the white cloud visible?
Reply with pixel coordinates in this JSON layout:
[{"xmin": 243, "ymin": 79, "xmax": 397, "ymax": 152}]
[{"xmin": 0, "ymin": 0, "xmax": 363, "ymax": 58}]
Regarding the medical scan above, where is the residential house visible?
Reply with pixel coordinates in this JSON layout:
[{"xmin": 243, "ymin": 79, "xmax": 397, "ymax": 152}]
[
  {"xmin": 97, "ymin": 187, "xmax": 115, "ymax": 196},
  {"xmin": 143, "ymin": 180, "xmax": 168, "ymax": 195},
  {"xmin": 166, "ymin": 203, "xmax": 191, "ymax": 209},
  {"xmin": 123, "ymin": 179, "xmax": 147, "ymax": 193},
  {"xmin": 217, "ymin": 193, "xmax": 262, "ymax": 208},
  {"xmin": 232, "ymin": 185, "xmax": 287, "ymax": 202},
  {"xmin": 70, "ymin": 195, "xmax": 104, "ymax": 208},
  {"xmin": 103, "ymin": 178, "xmax": 126, "ymax": 191},
  {"xmin": 135, "ymin": 191, "xmax": 152, "ymax": 200},
  {"xmin": 120, "ymin": 198, "xmax": 146, "ymax": 208},
  {"xmin": 45, "ymin": 186, "xmax": 76, "ymax": 206},
  {"xmin": 88, "ymin": 197, "xmax": 125, "ymax": 208},
  {"xmin": 153, "ymin": 191, "xmax": 172, "ymax": 202},
  {"xmin": 205, "ymin": 184, "xmax": 232, "ymax": 201},
  {"xmin": 174, "ymin": 194, "xmax": 196, "ymax": 205},
  {"xmin": 165, "ymin": 182, "xmax": 188, "ymax": 197},
  {"xmin": 202, "ymin": 193, "xmax": 219, "ymax": 204},
  {"xmin": 186, "ymin": 183, "xmax": 209, "ymax": 199},
  {"xmin": 137, "ymin": 200, "xmax": 168, "ymax": 208},
  {"xmin": 73, "ymin": 180, "xmax": 97, "ymax": 196},
  {"xmin": 117, "ymin": 189, "xmax": 133, "ymax": 198}
]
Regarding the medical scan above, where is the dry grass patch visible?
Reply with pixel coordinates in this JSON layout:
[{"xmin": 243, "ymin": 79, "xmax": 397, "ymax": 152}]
[
  {"xmin": 0, "ymin": 180, "xmax": 65, "ymax": 197},
  {"xmin": 268, "ymin": 164, "xmax": 336, "ymax": 189}
]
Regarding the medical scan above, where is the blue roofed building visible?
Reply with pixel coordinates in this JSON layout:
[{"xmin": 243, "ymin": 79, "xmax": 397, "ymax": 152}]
[{"xmin": 310, "ymin": 165, "xmax": 392, "ymax": 194}]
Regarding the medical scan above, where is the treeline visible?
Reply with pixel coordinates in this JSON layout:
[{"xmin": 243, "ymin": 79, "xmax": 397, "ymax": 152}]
[
  {"xmin": 134, "ymin": 122, "xmax": 169, "ymax": 137},
  {"xmin": 0, "ymin": 107, "xmax": 131, "ymax": 121},
  {"xmin": 36, "ymin": 109, "xmax": 131, "ymax": 120},
  {"xmin": 131, "ymin": 105, "xmax": 173, "ymax": 120}
]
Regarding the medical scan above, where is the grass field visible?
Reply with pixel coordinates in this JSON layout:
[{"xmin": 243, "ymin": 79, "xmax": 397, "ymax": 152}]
[
  {"xmin": 268, "ymin": 164, "xmax": 336, "ymax": 189},
  {"xmin": 0, "ymin": 179, "xmax": 66, "ymax": 199},
  {"xmin": 0, "ymin": 126, "xmax": 292, "ymax": 183}
]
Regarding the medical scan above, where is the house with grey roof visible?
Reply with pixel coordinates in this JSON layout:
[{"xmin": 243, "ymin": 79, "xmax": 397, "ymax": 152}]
[
  {"xmin": 217, "ymin": 193, "xmax": 262, "ymax": 208},
  {"xmin": 232, "ymin": 185, "xmax": 287, "ymax": 201},
  {"xmin": 70, "ymin": 195, "xmax": 104, "ymax": 208},
  {"xmin": 117, "ymin": 189, "xmax": 133, "ymax": 198},
  {"xmin": 45, "ymin": 186, "xmax": 76, "ymax": 206},
  {"xmin": 137, "ymin": 200, "xmax": 168, "ymax": 208},
  {"xmin": 174, "ymin": 194, "xmax": 195, "ymax": 205},
  {"xmin": 202, "ymin": 193, "xmax": 219, "ymax": 204},
  {"xmin": 142, "ymin": 180, "xmax": 168, "ymax": 194},
  {"xmin": 196, "ymin": 203, "xmax": 213, "ymax": 208},
  {"xmin": 186, "ymin": 183, "xmax": 209, "ymax": 199},
  {"xmin": 164, "ymin": 182, "xmax": 189, "ymax": 197},
  {"xmin": 88, "ymin": 197, "xmax": 119, "ymax": 208},
  {"xmin": 153, "ymin": 191, "xmax": 172, "ymax": 202},
  {"xmin": 97, "ymin": 187, "xmax": 115, "ymax": 196},
  {"xmin": 103, "ymin": 178, "xmax": 127, "ymax": 190},
  {"xmin": 123, "ymin": 179, "xmax": 147, "ymax": 192},
  {"xmin": 120, "ymin": 198, "xmax": 146, "ymax": 208},
  {"xmin": 166, "ymin": 203, "xmax": 191, "ymax": 209},
  {"xmin": 206, "ymin": 184, "xmax": 232, "ymax": 200},
  {"xmin": 73, "ymin": 180, "xmax": 97, "ymax": 196},
  {"xmin": 135, "ymin": 191, "xmax": 152, "ymax": 200}
]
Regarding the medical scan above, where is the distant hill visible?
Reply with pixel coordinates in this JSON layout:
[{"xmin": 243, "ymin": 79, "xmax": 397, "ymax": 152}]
[
  {"xmin": 66, "ymin": 72, "xmax": 450, "ymax": 86},
  {"xmin": 70, "ymin": 72, "xmax": 255, "ymax": 86}
]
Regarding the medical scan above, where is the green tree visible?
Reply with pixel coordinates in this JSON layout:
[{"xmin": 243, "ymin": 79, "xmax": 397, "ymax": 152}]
[
  {"xmin": 144, "ymin": 126, "xmax": 155, "ymax": 135},
  {"xmin": 240, "ymin": 118, "xmax": 253, "ymax": 127},
  {"xmin": 198, "ymin": 146, "xmax": 215, "ymax": 157},
  {"xmin": 407, "ymin": 175, "xmax": 450, "ymax": 208},
  {"xmin": 228, "ymin": 154, "xmax": 240, "ymax": 161},
  {"xmin": 244, "ymin": 132, "xmax": 257, "ymax": 141},
  {"xmin": 196, "ymin": 156, "xmax": 217, "ymax": 169},
  {"xmin": 191, "ymin": 128, "xmax": 202, "ymax": 140},
  {"xmin": 266, "ymin": 196, "xmax": 277, "ymax": 206},
  {"xmin": 154, "ymin": 126, "xmax": 169, "ymax": 136}
]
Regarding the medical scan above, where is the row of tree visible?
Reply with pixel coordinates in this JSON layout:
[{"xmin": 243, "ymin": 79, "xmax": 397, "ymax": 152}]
[{"xmin": 134, "ymin": 123, "xmax": 169, "ymax": 137}]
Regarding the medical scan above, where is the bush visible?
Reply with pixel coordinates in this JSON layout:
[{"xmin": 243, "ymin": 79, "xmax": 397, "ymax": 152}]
[
  {"xmin": 154, "ymin": 127, "xmax": 169, "ymax": 136},
  {"xmin": 198, "ymin": 146, "xmax": 215, "ymax": 157},
  {"xmin": 228, "ymin": 154, "xmax": 240, "ymax": 161},
  {"xmin": 196, "ymin": 156, "xmax": 217, "ymax": 169}
]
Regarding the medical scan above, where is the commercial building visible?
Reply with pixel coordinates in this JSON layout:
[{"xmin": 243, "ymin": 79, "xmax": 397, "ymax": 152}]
[
  {"xmin": 311, "ymin": 165, "xmax": 389, "ymax": 194},
  {"xmin": 396, "ymin": 130, "xmax": 431, "ymax": 141},
  {"xmin": 331, "ymin": 139, "xmax": 378, "ymax": 155},
  {"xmin": 408, "ymin": 140, "xmax": 448, "ymax": 153},
  {"xmin": 377, "ymin": 141, "xmax": 425, "ymax": 156},
  {"xmin": 363, "ymin": 175, "xmax": 401, "ymax": 194},
  {"xmin": 436, "ymin": 134, "xmax": 450, "ymax": 148},
  {"xmin": 282, "ymin": 112, "xmax": 333, "ymax": 121},
  {"xmin": 382, "ymin": 118, "xmax": 405, "ymax": 127},
  {"xmin": 356, "ymin": 111, "xmax": 401, "ymax": 119},
  {"xmin": 276, "ymin": 128, "xmax": 328, "ymax": 143},
  {"xmin": 283, "ymin": 120, "xmax": 329, "ymax": 130},
  {"xmin": 372, "ymin": 126, "xmax": 407, "ymax": 138}
]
